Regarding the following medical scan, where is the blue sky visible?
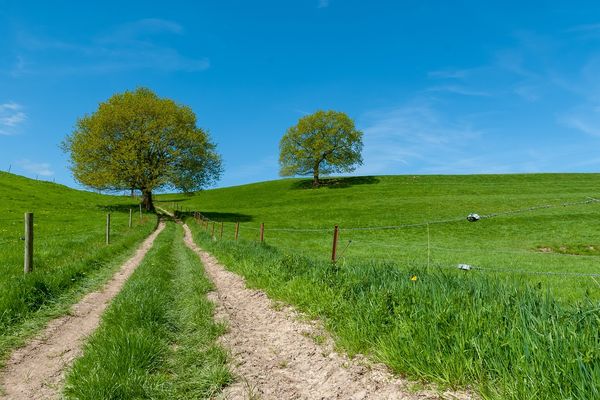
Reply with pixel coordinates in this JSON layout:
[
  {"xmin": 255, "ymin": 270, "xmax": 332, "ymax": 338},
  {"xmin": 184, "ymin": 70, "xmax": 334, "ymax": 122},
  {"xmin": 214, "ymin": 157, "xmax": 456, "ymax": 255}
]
[{"xmin": 2, "ymin": 1, "xmax": 600, "ymax": 189}]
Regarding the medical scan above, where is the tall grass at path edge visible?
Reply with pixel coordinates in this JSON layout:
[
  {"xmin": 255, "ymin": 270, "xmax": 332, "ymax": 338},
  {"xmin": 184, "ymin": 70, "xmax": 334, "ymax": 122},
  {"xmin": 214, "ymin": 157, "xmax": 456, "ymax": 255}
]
[{"xmin": 186, "ymin": 217, "xmax": 600, "ymax": 400}]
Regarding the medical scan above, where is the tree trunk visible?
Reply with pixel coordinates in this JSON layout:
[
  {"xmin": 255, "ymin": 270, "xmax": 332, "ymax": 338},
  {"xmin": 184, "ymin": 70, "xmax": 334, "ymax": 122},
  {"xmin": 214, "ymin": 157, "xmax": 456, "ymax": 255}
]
[
  {"xmin": 312, "ymin": 167, "xmax": 320, "ymax": 188},
  {"xmin": 141, "ymin": 189, "xmax": 155, "ymax": 212}
]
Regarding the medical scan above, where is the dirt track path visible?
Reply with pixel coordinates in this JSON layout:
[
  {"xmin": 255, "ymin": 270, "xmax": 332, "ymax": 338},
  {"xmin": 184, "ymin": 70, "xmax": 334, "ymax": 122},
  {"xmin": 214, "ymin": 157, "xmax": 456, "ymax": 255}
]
[
  {"xmin": 0, "ymin": 221, "xmax": 166, "ymax": 400},
  {"xmin": 183, "ymin": 224, "xmax": 473, "ymax": 400}
]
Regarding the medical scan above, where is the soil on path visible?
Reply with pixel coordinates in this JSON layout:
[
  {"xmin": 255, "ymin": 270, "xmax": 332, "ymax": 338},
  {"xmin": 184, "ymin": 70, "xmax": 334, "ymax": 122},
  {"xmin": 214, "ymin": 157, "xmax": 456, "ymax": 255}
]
[
  {"xmin": 183, "ymin": 224, "xmax": 474, "ymax": 400},
  {"xmin": 0, "ymin": 221, "xmax": 166, "ymax": 400}
]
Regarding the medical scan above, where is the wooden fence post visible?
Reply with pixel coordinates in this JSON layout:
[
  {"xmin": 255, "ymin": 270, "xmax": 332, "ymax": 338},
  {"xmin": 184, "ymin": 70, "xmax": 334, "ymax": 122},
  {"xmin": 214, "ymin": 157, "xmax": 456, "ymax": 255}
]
[
  {"xmin": 139, "ymin": 203, "xmax": 142, "ymax": 222},
  {"xmin": 331, "ymin": 225, "xmax": 339, "ymax": 263},
  {"xmin": 235, "ymin": 222, "xmax": 240, "ymax": 241},
  {"xmin": 129, "ymin": 208, "xmax": 133, "ymax": 228},
  {"xmin": 260, "ymin": 223, "xmax": 264, "ymax": 243},
  {"xmin": 211, "ymin": 222, "xmax": 215, "ymax": 237},
  {"xmin": 220, "ymin": 222, "xmax": 224, "ymax": 239},
  {"xmin": 24, "ymin": 212, "xmax": 33, "ymax": 273},
  {"xmin": 106, "ymin": 213, "xmax": 111, "ymax": 245}
]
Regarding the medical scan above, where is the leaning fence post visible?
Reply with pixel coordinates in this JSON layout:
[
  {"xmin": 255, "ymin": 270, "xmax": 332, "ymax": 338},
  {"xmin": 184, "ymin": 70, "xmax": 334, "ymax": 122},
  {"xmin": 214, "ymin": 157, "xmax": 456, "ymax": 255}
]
[
  {"xmin": 235, "ymin": 222, "xmax": 240, "ymax": 241},
  {"xmin": 129, "ymin": 208, "xmax": 133, "ymax": 228},
  {"xmin": 260, "ymin": 223, "xmax": 264, "ymax": 243},
  {"xmin": 220, "ymin": 222, "xmax": 224, "ymax": 239},
  {"xmin": 331, "ymin": 225, "xmax": 339, "ymax": 263},
  {"xmin": 106, "ymin": 213, "xmax": 111, "ymax": 245},
  {"xmin": 24, "ymin": 212, "xmax": 33, "ymax": 273},
  {"xmin": 211, "ymin": 222, "xmax": 215, "ymax": 238}
]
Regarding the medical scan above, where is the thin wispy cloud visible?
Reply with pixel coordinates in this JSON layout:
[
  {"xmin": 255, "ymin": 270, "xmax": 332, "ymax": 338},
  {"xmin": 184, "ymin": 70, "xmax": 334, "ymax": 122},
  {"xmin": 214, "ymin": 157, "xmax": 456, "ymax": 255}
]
[
  {"xmin": 0, "ymin": 102, "xmax": 26, "ymax": 135},
  {"xmin": 565, "ymin": 25, "xmax": 600, "ymax": 44},
  {"xmin": 97, "ymin": 18, "xmax": 184, "ymax": 44},
  {"xmin": 10, "ymin": 55, "xmax": 29, "ymax": 77},
  {"xmin": 427, "ymin": 69, "xmax": 472, "ymax": 79},
  {"xmin": 513, "ymin": 84, "xmax": 540, "ymax": 102},
  {"xmin": 425, "ymin": 85, "xmax": 491, "ymax": 97},
  {"xmin": 418, "ymin": 26, "xmax": 600, "ymax": 175},
  {"xmin": 12, "ymin": 18, "xmax": 208, "ymax": 75},
  {"xmin": 493, "ymin": 49, "xmax": 540, "ymax": 79},
  {"xmin": 560, "ymin": 107, "xmax": 600, "ymax": 137},
  {"xmin": 318, "ymin": 0, "xmax": 330, "ymax": 8},
  {"xmin": 356, "ymin": 99, "xmax": 595, "ymax": 176},
  {"xmin": 567, "ymin": 23, "xmax": 600, "ymax": 33},
  {"xmin": 430, "ymin": 29, "xmax": 598, "ymax": 104},
  {"xmin": 356, "ymin": 100, "xmax": 483, "ymax": 175},
  {"xmin": 16, "ymin": 159, "xmax": 54, "ymax": 177}
]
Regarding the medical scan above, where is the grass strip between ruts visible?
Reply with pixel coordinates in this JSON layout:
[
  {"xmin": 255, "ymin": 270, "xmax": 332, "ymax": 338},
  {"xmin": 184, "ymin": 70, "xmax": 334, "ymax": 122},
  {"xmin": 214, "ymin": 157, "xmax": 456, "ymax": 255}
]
[{"xmin": 64, "ymin": 221, "xmax": 231, "ymax": 399}]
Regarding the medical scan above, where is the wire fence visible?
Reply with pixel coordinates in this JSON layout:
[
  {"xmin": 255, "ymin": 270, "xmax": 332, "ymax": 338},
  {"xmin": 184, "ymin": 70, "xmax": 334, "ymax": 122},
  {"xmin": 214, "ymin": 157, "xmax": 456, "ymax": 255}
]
[
  {"xmin": 182, "ymin": 196, "xmax": 600, "ymax": 280},
  {"xmin": 0, "ymin": 209, "xmax": 154, "ymax": 272}
]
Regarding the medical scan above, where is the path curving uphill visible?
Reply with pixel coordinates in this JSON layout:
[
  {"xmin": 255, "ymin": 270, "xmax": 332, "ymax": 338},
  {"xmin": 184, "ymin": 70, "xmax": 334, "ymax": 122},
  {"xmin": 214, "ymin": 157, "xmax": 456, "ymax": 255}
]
[
  {"xmin": 0, "ymin": 221, "xmax": 166, "ymax": 400},
  {"xmin": 182, "ymin": 223, "xmax": 473, "ymax": 400}
]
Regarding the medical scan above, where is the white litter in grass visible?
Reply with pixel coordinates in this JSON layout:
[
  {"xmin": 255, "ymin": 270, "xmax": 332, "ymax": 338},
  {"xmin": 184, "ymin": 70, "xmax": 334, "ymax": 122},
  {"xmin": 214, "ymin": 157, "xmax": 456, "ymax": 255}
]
[{"xmin": 467, "ymin": 213, "xmax": 480, "ymax": 222}]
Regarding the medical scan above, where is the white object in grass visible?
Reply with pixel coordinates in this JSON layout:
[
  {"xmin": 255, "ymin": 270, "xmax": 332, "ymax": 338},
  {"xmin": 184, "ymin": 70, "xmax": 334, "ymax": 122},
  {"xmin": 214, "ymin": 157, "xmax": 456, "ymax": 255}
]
[{"xmin": 467, "ymin": 213, "xmax": 480, "ymax": 222}]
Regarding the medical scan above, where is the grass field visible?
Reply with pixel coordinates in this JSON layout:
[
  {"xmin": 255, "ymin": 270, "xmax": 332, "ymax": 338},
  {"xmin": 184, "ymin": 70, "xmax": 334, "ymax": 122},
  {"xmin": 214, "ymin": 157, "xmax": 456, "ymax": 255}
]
[
  {"xmin": 158, "ymin": 173, "xmax": 600, "ymax": 301},
  {"xmin": 64, "ymin": 220, "xmax": 231, "ymax": 399},
  {"xmin": 0, "ymin": 172, "xmax": 156, "ymax": 361},
  {"xmin": 156, "ymin": 173, "xmax": 600, "ymax": 399},
  {"xmin": 186, "ymin": 214, "xmax": 600, "ymax": 400}
]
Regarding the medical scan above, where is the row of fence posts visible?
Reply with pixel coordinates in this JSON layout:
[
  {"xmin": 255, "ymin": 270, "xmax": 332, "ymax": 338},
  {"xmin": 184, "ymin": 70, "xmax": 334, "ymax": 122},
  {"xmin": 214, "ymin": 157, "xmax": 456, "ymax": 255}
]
[
  {"xmin": 21, "ymin": 206, "xmax": 144, "ymax": 274},
  {"xmin": 191, "ymin": 211, "xmax": 341, "ymax": 264}
]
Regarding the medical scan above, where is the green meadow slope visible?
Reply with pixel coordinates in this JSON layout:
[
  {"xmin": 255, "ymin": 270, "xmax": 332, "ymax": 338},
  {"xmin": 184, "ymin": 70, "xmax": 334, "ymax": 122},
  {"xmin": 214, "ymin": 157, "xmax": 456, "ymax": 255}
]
[
  {"xmin": 160, "ymin": 174, "xmax": 600, "ymax": 399},
  {"xmin": 0, "ymin": 172, "xmax": 155, "ymax": 361},
  {"xmin": 159, "ymin": 174, "xmax": 600, "ymax": 300}
]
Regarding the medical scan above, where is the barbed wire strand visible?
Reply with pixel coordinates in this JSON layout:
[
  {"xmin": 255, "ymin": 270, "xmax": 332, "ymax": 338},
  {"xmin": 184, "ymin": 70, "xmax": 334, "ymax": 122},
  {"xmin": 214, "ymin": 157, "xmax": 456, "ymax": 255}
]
[
  {"xmin": 340, "ymin": 238, "xmax": 600, "ymax": 259},
  {"xmin": 196, "ymin": 196, "xmax": 600, "ymax": 233}
]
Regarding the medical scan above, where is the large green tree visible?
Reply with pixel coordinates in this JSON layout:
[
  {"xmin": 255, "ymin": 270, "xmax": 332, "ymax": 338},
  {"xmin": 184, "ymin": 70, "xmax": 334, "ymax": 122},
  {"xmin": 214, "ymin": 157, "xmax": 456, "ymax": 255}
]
[
  {"xmin": 279, "ymin": 110, "xmax": 363, "ymax": 187},
  {"xmin": 63, "ymin": 88, "xmax": 222, "ymax": 211}
]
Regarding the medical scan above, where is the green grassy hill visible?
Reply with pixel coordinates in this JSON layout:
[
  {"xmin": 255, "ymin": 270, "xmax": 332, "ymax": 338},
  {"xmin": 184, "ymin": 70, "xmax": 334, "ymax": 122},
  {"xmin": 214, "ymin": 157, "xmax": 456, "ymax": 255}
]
[
  {"xmin": 0, "ymin": 172, "xmax": 155, "ymax": 361},
  {"xmin": 158, "ymin": 173, "xmax": 600, "ymax": 301},
  {"xmin": 161, "ymin": 174, "xmax": 600, "ymax": 399}
]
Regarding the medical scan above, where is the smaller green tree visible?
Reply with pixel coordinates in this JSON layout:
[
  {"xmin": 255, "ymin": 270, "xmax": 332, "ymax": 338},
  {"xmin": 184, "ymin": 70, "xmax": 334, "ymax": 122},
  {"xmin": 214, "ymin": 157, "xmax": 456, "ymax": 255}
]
[{"xmin": 279, "ymin": 110, "xmax": 363, "ymax": 187}]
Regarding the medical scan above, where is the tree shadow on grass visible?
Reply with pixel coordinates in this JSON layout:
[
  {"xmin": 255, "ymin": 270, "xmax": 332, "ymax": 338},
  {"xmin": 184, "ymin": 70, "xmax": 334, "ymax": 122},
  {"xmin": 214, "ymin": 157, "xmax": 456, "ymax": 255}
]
[
  {"xmin": 155, "ymin": 197, "xmax": 189, "ymax": 204},
  {"xmin": 179, "ymin": 211, "xmax": 253, "ymax": 222},
  {"xmin": 291, "ymin": 176, "xmax": 380, "ymax": 190}
]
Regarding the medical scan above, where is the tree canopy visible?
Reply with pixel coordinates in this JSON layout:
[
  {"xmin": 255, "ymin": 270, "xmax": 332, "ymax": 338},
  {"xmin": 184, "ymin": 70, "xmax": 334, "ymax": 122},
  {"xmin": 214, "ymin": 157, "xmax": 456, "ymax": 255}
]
[
  {"xmin": 279, "ymin": 110, "xmax": 363, "ymax": 187},
  {"xmin": 62, "ymin": 87, "xmax": 222, "ymax": 210}
]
